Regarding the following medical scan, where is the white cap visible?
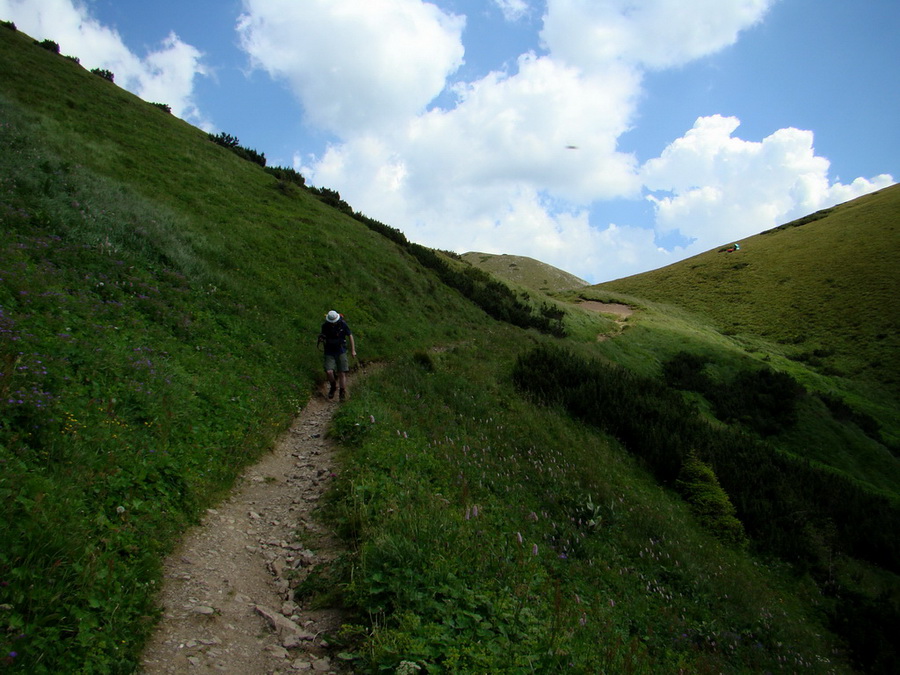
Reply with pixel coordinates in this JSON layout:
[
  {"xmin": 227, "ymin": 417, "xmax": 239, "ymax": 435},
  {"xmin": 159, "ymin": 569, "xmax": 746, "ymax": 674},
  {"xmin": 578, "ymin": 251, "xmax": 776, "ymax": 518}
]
[{"xmin": 326, "ymin": 310, "xmax": 340, "ymax": 323}]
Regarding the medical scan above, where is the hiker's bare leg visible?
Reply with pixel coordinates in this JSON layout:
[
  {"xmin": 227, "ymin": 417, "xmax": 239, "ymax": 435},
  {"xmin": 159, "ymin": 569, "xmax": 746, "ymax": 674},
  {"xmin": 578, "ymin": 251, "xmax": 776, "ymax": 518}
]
[{"xmin": 338, "ymin": 371, "xmax": 348, "ymax": 400}]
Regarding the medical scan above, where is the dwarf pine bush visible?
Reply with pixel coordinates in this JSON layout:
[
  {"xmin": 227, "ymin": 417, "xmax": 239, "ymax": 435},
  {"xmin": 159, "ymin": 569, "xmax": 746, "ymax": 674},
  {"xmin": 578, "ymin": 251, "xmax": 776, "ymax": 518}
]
[
  {"xmin": 676, "ymin": 451, "xmax": 748, "ymax": 547},
  {"xmin": 90, "ymin": 67, "xmax": 114, "ymax": 82},
  {"xmin": 36, "ymin": 39, "xmax": 59, "ymax": 54}
]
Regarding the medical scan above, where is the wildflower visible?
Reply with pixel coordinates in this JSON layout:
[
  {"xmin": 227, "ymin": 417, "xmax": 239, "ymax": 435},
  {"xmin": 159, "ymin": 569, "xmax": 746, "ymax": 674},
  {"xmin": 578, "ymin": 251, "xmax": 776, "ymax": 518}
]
[
  {"xmin": 116, "ymin": 506, "xmax": 126, "ymax": 514},
  {"xmin": 516, "ymin": 532, "xmax": 523, "ymax": 545},
  {"xmin": 369, "ymin": 415, "xmax": 375, "ymax": 424},
  {"xmin": 532, "ymin": 543, "xmax": 538, "ymax": 556}
]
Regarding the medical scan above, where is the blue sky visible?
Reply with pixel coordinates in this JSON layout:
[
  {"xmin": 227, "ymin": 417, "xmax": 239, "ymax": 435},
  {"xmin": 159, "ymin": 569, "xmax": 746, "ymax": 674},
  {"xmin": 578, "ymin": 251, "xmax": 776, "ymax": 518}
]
[{"xmin": 3, "ymin": 0, "xmax": 896, "ymax": 283}]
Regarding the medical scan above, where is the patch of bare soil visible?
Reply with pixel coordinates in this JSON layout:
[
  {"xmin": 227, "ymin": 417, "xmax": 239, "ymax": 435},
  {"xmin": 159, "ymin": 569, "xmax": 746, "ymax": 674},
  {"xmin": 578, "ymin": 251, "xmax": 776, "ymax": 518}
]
[
  {"xmin": 139, "ymin": 386, "xmax": 352, "ymax": 675},
  {"xmin": 577, "ymin": 301, "xmax": 634, "ymax": 318},
  {"xmin": 578, "ymin": 301, "xmax": 634, "ymax": 341}
]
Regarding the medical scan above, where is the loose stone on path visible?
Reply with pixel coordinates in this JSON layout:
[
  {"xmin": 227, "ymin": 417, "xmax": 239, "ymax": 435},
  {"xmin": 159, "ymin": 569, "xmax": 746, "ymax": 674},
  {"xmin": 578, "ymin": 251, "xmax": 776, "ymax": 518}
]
[{"xmin": 139, "ymin": 392, "xmax": 350, "ymax": 674}]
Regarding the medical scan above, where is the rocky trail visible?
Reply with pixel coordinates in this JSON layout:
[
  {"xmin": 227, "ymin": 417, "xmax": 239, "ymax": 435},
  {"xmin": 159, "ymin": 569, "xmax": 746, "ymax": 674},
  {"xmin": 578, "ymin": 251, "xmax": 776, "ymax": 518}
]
[{"xmin": 140, "ymin": 386, "xmax": 352, "ymax": 674}]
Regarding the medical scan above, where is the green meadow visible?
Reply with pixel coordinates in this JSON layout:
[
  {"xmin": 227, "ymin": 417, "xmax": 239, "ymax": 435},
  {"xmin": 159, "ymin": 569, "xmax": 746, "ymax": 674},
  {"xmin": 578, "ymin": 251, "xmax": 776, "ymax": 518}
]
[{"xmin": 1, "ymin": 24, "xmax": 899, "ymax": 674}]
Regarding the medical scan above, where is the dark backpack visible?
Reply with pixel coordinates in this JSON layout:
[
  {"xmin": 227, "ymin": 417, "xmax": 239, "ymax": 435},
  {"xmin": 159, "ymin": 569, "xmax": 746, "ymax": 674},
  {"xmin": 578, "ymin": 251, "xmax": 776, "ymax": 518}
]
[{"xmin": 318, "ymin": 317, "xmax": 347, "ymax": 350}]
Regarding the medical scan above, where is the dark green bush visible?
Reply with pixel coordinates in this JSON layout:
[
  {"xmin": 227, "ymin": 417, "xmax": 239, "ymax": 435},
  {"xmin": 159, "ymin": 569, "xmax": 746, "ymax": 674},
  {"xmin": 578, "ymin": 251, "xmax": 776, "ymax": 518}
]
[
  {"xmin": 513, "ymin": 343, "xmax": 900, "ymax": 572},
  {"xmin": 2, "ymin": 20, "xmax": 17, "ymax": 31},
  {"xmin": 37, "ymin": 39, "xmax": 59, "ymax": 54},
  {"xmin": 513, "ymin": 345, "xmax": 900, "ymax": 669},
  {"xmin": 818, "ymin": 392, "xmax": 883, "ymax": 440},
  {"xmin": 411, "ymin": 349, "xmax": 435, "ymax": 372},
  {"xmin": 662, "ymin": 351, "xmax": 711, "ymax": 391},
  {"xmin": 711, "ymin": 368, "xmax": 804, "ymax": 436},
  {"xmin": 308, "ymin": 186, "xmax": 352, "ymax": 214},
  {"xmin": 207, "ymin": 132, "xmax": 266, "ymax": 167},
  {"xmin": 662, "ymin": 352, "xmax": 804, "ymax": 437},
  {"xmin": 149, "ymin": 102, "xmax": 171, "ymax": 114},
  {"xmin": 404, "ymin": 243, "xmax": 566, "ymax": 337},
  {"xmin": 90, "ymin": 67, "xmax": 114, "ymax": 82},
  {"xmin": 676, "ymin": 451, "xmax": 748, "ymax": 547},
  {"xmin": 265, "ymin": 165, "xmax": 305, "ymax": 187}
]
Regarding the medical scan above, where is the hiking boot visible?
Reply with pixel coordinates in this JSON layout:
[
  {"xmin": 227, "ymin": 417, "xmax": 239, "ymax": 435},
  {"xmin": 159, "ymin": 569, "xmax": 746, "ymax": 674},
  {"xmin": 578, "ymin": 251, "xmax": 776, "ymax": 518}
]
[
  {"xmin": 328, "ymin": 382, "xmax": 336, "ymax": 399},
  {"xmin": 339, "ymin": 388, "xmax": 346, "ymax": 402}
]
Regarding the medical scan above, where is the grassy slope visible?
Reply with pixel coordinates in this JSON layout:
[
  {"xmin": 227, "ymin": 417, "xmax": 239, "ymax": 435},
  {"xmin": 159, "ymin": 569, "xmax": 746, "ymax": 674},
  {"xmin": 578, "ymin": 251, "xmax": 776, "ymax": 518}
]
[
  {"xmin": 591, "ymin": 189, "xmax": 900, "ymax": 494},
  {"xmin": 461, "ymin": 251, "xmax": 589, "ymax": 292},
  {"xmin": 2, "ymin": 26, "xmax": 898, "ymax": 674},
  {"xmin": 597, "ymin": 187, "xmax": 899, "ymax": 409},
  {"xmin": 0, "ymin": 27, "xmax": 488, "ymax": 672},
  {"xmin": 0, "ymin": 29, "xmax": 487, "ymax": 362}
]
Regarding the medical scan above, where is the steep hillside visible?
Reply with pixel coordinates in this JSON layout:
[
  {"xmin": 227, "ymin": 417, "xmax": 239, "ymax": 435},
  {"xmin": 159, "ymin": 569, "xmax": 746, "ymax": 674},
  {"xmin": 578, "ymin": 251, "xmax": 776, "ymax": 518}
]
[
  {"xmin": 597, "ymin": 185, "xmax": 900, "ymax": 406},
  {"xmin": 0, "ymin": 25, "xmax": 492, "ymax": 672},
  {"xmin": 462, "ymin": 251, "xmax": 588, "ymax": 292},
  {"xmin": 3, "ymin": 24, "xmax": 899, "ymax": 675}
]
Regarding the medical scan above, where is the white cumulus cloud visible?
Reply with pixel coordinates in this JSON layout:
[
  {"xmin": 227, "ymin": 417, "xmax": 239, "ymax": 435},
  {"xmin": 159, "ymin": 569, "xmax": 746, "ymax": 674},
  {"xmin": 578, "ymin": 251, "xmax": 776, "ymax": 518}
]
[
  {"xmin": 5, "ymin": 0, "xmax": 892, "ymax": 284},
  {"xmin": 494, "ymin": 0, "xmax": 531, "ymax": 22},
  {"xmin": 237, "ymin": 0, "xmax": 465, "ymax": 136},
  {"xmin": 540, "ymin": 0, "xmax": 774, "ymax": 70},
  {"xmin": 641, "ymin": 115, "xmax": 895, "ymax": 250},
  {"xmin": 284, "ymin": 0, "xmax": 811, "ymax": 282}
]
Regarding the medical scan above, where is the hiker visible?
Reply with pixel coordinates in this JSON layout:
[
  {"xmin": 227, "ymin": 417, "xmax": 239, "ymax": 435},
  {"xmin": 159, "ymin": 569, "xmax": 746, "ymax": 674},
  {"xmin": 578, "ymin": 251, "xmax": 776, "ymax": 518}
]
[{"xmin": 319, "ymin": 310, "xmax": 356, "ymax": 401}]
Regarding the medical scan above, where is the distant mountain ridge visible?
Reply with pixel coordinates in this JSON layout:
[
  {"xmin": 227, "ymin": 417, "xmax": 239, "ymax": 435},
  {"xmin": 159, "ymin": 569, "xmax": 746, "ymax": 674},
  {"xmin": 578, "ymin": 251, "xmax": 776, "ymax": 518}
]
[{"xmin": 462, "ymin": 251, "xmax": 588, "ymax": 293}]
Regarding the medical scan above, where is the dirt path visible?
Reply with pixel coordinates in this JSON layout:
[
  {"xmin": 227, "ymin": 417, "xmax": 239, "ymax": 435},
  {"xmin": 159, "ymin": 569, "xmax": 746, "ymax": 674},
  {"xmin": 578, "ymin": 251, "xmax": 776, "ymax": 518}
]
[{"xmin": 139, "ymin": 387, "xmax": 351, "ymax": 675}]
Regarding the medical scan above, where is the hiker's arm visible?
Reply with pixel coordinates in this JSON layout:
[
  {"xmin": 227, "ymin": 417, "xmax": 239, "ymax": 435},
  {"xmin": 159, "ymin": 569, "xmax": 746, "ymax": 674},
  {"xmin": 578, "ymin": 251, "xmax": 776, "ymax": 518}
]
[{"xmin": 348, "ymin": 333, "xmax": 356, "ymax": 357}]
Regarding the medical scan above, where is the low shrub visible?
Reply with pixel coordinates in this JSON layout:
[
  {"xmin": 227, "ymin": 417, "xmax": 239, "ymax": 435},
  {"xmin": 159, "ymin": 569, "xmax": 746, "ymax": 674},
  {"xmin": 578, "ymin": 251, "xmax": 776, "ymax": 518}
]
[
  {"xmin": 676, "ymin": 451, "xmax": 747, "ymax": 547},
  {"xmin": 663, "ymin": 351, "xmax": 804, "ymax": 437},
  {"xmin": 513, "ymin": 344, "xmax": 900, "ymax": 571},
  {"xmin": 37, "ymin": 39, "xmax": 59, "ymax": 54},
  {"xmin": 265, "ymin": 165, "xmax": 305, "ymax": 187},
  {"xmin": 90, "ymin": 67, "xmax": 114, "ymax": 82},
  {"xmin": 207, "ymin": 131, "xmax": 266, "ymax": 167},
  {"xmin": 513, "ymin": 342, "xmax": 900, "ymax": 670}
]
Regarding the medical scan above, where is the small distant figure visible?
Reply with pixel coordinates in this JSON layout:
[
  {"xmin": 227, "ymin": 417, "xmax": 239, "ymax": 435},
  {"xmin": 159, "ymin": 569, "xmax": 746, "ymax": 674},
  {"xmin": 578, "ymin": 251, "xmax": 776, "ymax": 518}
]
[
  {"xmin": 721, "ymin": 243, "xmax": 741, "ymax": 253},
  {"xmin": 318, "ymin": 310, "xmax": 356, "ymax": 401}
]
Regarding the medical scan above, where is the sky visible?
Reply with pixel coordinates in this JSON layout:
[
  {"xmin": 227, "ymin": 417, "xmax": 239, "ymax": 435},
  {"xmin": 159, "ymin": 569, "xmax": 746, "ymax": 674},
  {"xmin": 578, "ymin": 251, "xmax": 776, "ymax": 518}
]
[{"xmin": 2, "ymin": 0, "xmax": 897, "ymax": 283}]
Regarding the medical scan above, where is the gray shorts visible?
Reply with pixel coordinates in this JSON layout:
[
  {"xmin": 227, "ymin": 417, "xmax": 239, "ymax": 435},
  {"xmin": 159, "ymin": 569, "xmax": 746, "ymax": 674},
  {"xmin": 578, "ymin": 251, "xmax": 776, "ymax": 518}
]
[{"xmin": 324, "ymin": 353, "xmax": 349, "ymax": 373}]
